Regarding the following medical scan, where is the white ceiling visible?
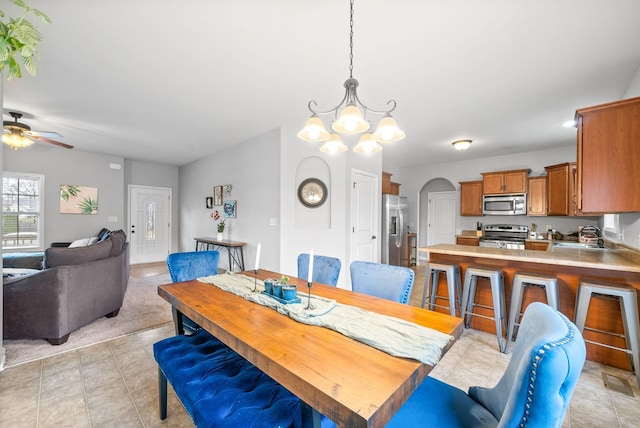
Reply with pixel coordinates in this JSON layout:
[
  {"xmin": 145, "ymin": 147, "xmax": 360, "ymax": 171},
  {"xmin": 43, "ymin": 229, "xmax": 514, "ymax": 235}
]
[{"xmin": 3, "ymin": 0, "xmax": 640, "ymax": 168}]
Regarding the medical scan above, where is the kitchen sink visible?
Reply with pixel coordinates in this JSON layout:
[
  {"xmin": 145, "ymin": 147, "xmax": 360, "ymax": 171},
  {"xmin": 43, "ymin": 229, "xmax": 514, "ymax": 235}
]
[{"xmin": 552, "ymin": 241, "xmax": 609, "ymax": 250}]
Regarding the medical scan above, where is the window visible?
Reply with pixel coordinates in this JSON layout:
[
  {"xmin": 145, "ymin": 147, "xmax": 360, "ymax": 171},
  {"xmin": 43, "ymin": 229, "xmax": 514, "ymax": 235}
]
[{"xmin": 2, "ymin": 172, "xmax": 45, "ymax": 250}]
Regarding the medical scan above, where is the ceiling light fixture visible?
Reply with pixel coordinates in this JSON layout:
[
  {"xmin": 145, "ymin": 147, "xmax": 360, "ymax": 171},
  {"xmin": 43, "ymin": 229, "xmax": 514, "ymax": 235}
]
[
  {"xmin": 452, "ymin": 139, "xmax": 472, "ymax": 151},
  {"xmin": 2, "ymin": 131, "xmax": 35, "ymax": 149},
  {"xmin": 298, "ymin": 0, "xmax": 405, "ymax": 154}
]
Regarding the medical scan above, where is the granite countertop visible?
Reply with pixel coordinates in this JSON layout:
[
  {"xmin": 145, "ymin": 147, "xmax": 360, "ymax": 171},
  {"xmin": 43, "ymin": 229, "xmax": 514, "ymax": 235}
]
[{"xmin": 419, "ymin": 243, "xmax": 640, "ymax": 273}]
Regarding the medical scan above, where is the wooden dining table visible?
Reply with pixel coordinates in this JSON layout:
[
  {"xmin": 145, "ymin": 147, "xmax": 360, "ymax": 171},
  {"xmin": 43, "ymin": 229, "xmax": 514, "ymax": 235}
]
[{"xmin": 157, "ymin": 269, "xmax": 463, "ymax": 428}]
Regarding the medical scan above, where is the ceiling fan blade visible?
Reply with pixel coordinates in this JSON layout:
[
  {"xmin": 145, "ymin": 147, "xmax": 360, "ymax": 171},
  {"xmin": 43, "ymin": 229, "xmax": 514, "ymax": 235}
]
[
  {"xmin": 30, "ymin": 135, "xmax": 74, "ymax": 149},
  {"xmin": 25, "ymin": 130, "xmax": 63, "ymax": 139}
]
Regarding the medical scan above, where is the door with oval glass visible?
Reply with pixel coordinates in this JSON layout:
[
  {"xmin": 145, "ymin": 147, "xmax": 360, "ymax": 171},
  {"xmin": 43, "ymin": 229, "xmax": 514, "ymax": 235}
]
[{"xmin": 128, "ymin": 185, "xmax": 171, "ymax": 264}]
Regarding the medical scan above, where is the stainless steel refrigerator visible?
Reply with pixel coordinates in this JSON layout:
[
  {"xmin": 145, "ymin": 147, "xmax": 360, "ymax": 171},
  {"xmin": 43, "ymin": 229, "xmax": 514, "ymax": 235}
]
[{"xmin": 381, "ymin": 195, "xmax": 408, "ymax": 266}]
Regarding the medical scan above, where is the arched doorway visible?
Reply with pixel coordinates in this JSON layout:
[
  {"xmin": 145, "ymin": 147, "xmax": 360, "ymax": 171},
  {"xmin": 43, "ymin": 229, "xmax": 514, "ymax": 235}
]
[{"xmin": 417, "ymin": 178, "xmax": 457, "ymax": 264}]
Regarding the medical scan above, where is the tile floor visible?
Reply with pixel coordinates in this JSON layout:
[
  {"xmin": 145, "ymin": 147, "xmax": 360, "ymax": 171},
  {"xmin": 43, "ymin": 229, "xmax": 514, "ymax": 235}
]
[{"xmin": 0, "ymin": 264, "xmax": 638, "ymax": 427}]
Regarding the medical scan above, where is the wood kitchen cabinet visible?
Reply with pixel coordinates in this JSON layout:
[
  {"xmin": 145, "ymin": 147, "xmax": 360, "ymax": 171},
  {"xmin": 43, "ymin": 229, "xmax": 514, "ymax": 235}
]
[
  {"xmin": 456, "ymin": 236, "xmax": 479, "ymax": 246},
  {"xmin": 382, "ymin": 172, "xmax": 392, "ymax": 194},
  {"xmin": 545, "ymin": 162, "xmax": 574, "ymax": 216},
  {"xmin": 390, "ymin": 182, "xmax": 401, "ymax": 195},
  {"xmin": 525, "ymin": 241, "xmax": 549, "ymax": 251},
  {"xmin": 481, "ymin": 169, "xmax": 530, "ymax": 194},
  {"xmin": 459, "ymin": 181, "xmax": 483, "ymax": 216},
  {"xmin": 575, "ymin": 96, "xmax": 640, "ymax": 213},
  {"xmin": 527, "ymin": 176, "xmax": 547, "ymax": 216}
]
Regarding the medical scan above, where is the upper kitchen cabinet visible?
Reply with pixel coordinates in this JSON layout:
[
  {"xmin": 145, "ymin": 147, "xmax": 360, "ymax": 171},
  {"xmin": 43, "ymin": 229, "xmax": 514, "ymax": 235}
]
[
  {"xmin": 382, "ymin": 172, "xmax": 400, "ymax": 195},
  {"xmin": 527, "ymin": 176, "xmax": 547, "ymax": 216},
  {"xmin": 575, "ymin": 96, "xmax": 640, "ymax": 213},
  {"xmin": 459, "ymin": 181, "xmax": 483, "ymax": 216},
  {"xmin": 481, "ymin": 169, "xmax": 530, "ymax": 194},
  {"xmin": 545, "ymin": 162, "xmax": 574, "ymax": 216}
]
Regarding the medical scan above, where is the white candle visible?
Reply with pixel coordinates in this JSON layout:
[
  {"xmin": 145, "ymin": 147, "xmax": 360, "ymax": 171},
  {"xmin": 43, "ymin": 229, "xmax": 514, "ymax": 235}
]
[
  {"xmin": 254, "ymin": 242, "xmax": 261, "ymax": 271},
  {"xmin": 307, "ymin": 249, "xmax": 314, "ymax": 283}
]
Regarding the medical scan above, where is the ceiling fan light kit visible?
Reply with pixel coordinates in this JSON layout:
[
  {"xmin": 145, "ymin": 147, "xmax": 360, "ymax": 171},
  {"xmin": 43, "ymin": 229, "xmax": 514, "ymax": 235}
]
[
  {"xmin": 298, "ymin": 0, "xmax": 405, "ymax": 154},
  {"xmin": 2, "ymin": 112, "xmax": 73, "ymax": 150}
]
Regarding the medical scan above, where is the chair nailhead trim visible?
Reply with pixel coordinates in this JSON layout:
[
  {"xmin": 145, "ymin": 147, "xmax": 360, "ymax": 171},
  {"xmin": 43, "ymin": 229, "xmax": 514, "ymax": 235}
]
[{"xmin": 518, "ymin": 311, "xmax": 575, "ymax": 428}]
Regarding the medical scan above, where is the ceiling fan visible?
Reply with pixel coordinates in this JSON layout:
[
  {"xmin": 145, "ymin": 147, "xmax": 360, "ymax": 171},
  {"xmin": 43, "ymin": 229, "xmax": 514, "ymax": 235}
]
[{"xmin": 3, "ymin": 112, "xmax": 73, "ymax": 150}]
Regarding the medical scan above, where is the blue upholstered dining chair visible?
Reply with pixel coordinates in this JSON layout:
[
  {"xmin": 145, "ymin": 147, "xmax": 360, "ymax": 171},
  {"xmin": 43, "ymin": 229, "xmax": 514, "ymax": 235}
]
[
  {"xmin": 166, "ymin": 250, "xmax": 220, "ymax": 334},
  {"xmin": 349, "ymin": 261, "xmax": 414, "ymax": 304},
  {"xmin": 385, "ymin": 302, "xmax": 586, "ymax": 428},
  {"xmin": 297, "ymin": 253, "xmax": 342, "ymax": 286}
]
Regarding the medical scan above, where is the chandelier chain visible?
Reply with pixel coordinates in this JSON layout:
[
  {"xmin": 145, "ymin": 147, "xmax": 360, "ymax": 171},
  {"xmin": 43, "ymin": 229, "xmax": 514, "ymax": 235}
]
[{"xmin": 349, "ymin": 0, "xmax": 354, "ymax": 79}]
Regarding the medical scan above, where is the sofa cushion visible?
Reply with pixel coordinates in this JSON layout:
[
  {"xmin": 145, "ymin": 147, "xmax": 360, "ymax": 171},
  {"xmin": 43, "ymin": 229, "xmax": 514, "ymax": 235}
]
[
  {"xmin": 97, "ymin": 227, "xmax": 111, "ymax": 241},
  {"xmin": 108, "ymin": 230, "xmax": 127, "ymax": 256},
  {"xmin": 44, "ymin": 239, "xmax": 113, "ymax": 268}
]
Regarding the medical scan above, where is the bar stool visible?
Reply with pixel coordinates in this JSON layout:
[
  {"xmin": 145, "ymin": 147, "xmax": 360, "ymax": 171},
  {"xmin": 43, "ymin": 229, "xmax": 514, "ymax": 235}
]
[
  {"xmin": 574, "ymin": 279, "xmax": 640, "ymax": 387},
  {"xmin": 506, "ymin": 271, "xmax": 559, "ymax": 352},
  {"xmin": 421, "ymin": 262, "xmax": 462, "ymax": 317},
  {"xmin": 461, "ymin": 265, "xmax": 507, "ymax": 353}
]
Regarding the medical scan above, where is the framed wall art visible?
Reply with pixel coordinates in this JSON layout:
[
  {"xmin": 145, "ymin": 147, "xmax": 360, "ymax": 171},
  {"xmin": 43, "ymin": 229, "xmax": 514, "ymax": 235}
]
[
  {"xmin": 206, "ymin": 197, "xmax": 213, "ymax": 209},
  {"xmin": 223, "ymin": 200, "xmax": 237, "ymax": 218},
  {"xmin": 214, "ymin": 186, "xmax": 223, "ymax": 206},
  {"xmin": 60, "ymin": 184, "xmax": 98, "ymax": 214}
]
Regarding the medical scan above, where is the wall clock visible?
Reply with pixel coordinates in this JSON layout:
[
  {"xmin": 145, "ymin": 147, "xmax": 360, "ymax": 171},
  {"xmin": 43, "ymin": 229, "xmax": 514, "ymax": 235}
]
[{"xmin": 297, "ymin": 178, "xmax": 327, "ymax": 208}]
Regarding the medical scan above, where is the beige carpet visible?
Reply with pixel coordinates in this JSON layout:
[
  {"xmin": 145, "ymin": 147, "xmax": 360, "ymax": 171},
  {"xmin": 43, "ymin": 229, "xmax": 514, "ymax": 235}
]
[{"xmin": 3, "ymin": 273, "xmax": 174, "ymax": 368}]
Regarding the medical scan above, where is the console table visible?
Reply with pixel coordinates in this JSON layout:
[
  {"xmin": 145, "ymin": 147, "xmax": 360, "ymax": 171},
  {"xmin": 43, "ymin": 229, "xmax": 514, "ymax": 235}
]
[{"xmin": 194, "ymin": 237, "xmax": 246, "ymax": 272}]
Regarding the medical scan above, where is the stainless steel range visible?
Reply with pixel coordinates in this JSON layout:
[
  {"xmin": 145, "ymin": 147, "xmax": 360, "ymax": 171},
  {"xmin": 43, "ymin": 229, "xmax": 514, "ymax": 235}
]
[{"xmin": 479, "ymin": 224, "xmax": 529, "ymax": 250}]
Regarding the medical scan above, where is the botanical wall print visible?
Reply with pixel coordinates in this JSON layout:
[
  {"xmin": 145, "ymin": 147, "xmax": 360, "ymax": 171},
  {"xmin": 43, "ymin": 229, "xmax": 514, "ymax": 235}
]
[
  {"xmin": 223, "ymin": 200, "xmax": 237, "ymax": 218},
  {"xmin": 214, "ymin": 186, "xmax": 223, "ymax": 206},
  {"xmin": 60, "ymin": 185, "xmax": 98, "ymax": 214},
  {"xmin": 223, "ymin": 184, "xmax": 232, "ymax": 197}
]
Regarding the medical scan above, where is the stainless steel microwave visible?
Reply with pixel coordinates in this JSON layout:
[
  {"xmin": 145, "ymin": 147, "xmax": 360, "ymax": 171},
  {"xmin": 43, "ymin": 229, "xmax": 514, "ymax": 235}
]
[{"xmin": 482, "ymin": 193, "xmax": 527, "ymax": 215}]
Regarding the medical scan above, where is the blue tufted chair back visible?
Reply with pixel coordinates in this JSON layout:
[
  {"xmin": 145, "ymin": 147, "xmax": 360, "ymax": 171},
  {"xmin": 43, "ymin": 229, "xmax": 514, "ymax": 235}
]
[
  {"xmin": 166, "ymin": 251, "xmax": 220, "ymax": 283},
  {"xmin": 349, "ymin": 261, "xmax": 414, "ymax": 304},
  {"xmin": 166, "ymin": 251, "xmax": 220, "ymax": 334},
  {"xmin": 297, "ymin": 253, "xmax": 342, "ymax": 286},
  {"xmin": 470, "ymin": 302, "xmax": 586, "ymax": 427}
]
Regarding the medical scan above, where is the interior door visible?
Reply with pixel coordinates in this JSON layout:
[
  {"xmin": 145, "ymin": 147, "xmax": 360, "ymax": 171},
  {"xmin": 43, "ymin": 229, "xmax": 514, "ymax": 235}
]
[
  {"xmin": 350, "ymin": 170, "xmax": 378, "ymax": 263},
  {"xmin": 427, "ymin": 191, "xmax": 457, "ymax": 245},
  {"xmin": 129, "ymin": 185, "xmax": 171, "ymax": 264}
]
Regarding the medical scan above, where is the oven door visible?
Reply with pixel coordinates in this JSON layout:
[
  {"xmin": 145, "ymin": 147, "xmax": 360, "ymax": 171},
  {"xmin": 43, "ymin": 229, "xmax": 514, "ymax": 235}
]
[{"xmin": 479, "ymin": 239, "xmax": 501, "ymax": 248}]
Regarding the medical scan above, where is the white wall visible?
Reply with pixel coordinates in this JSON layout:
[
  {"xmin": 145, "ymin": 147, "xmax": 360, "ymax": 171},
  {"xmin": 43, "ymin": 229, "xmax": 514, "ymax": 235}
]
[
  {"xmin": 3, "ymin": 146, "xmax": 125, "ymax": 246},
  {"xmin": 179, "ymin": 129, "xmax": 281, "ymax": 272}
]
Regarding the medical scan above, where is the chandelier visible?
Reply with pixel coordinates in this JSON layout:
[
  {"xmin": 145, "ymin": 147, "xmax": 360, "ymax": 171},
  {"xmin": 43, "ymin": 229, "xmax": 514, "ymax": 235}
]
[{"xmin": 297, "ymin": 0, "xmax": 405, "ymax": 154}]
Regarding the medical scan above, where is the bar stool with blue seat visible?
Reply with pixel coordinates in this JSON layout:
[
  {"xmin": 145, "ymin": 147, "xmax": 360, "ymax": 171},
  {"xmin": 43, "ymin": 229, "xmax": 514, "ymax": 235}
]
[
  {"xmin": 297, "ymin": 253, "xmax": 342, "ymax": 286},
  {"xmin": 574, "ymin": 278, "xmax": 640, "ymax": 387},
  {"xmin": 350, "ymin": 261, "xmax": 414, "ymax": 304},
  {"xmin": 461, "ymin": 265, "xmax": 507, "ymax": 353},
  {"xmin": 166, "ymin": 250, "xmax": 220, "ymax": 335},
  {"xmin": 384, "ymin": 302, "xmax": 586, "ymax": 428},
  {"xmin": 506, "ymin": 271, "xmax": 559, "ymax": 352},
  {"xmin": 422, "ymin": 262, "xmax": 462, "ymax": 316}
]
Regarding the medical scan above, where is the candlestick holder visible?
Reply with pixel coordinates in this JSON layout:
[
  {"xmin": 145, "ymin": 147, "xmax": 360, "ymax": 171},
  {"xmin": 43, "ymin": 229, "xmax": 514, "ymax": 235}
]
[
  {"xmin": 305, "ymin": 281, "xmax": 313, "ymax": 309},
  {"xmin": 253, "ymin": 269, "xmax": 259, "ymax": 292}
]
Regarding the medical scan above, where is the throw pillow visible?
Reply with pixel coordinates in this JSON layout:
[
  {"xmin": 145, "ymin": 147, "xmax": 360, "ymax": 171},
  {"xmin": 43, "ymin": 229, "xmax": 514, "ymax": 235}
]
[{"xmin": 68, "ymin": 238, "xmax": 91, "ymax": 248}]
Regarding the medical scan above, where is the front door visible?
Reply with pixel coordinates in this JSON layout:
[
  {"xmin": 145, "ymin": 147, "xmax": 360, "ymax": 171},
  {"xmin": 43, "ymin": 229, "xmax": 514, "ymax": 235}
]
[{"xmin": 128, "ymin": 185, "xmax": 171, "ymax": 264}]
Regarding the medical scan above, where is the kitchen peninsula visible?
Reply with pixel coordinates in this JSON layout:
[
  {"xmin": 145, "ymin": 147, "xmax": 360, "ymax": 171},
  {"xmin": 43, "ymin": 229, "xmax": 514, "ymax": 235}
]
[{"xmin": 419, "ymin": 243, "xmax": 640, "ymax": 370}]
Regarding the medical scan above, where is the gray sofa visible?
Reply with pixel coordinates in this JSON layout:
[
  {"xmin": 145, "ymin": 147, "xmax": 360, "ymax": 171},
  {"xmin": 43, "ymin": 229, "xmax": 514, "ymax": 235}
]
[{"xmin": 3, "ymin": 230, "xmax": 129, "ymax": 345}]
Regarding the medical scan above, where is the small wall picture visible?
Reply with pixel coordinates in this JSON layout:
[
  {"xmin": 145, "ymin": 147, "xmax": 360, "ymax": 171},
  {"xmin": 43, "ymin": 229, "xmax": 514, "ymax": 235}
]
[
  {"xmin": 223, "ymin": 184, "xmax": 232, "ymax": 197},
  {"xmin": 214, "ymin": 186, "xmax": 223, "ymax": 206},
  {"xmin": 223, "ymin": 200, "xmax": 237, "ymax": 218},
  {"xmin": 60, "ymin": 185, "xmax": 98, "ymax": 214},
  {"xmin": 206, "ymin": 197, "xmax": 213, "ymax": 209}
]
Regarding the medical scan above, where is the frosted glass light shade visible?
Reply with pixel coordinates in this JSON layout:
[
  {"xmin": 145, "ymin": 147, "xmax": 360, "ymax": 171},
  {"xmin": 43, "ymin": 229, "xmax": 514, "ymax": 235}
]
[
  {"xmin": 320, "ymin": 134, "xmax": 348, "ymax": 154},
  {"xmin": 452, "ymin": 139, "xmax": 472, "ymax": 151},
  {"xmin": 2, "ymin": 132, "xmax": 35, "ymax": 149},
  {"xmin": 371, "ymin": 115, "xmax": 405, "ymax": 143},
  {"xmin": 332, "ymin": 104, "xmax": 370, "ymax": 134},
  {"xmin": 353, "ymin": 133, "xmax": 381, "ymax": 154},
  {"xmin": 297, "ymin": 115, "xmax": 330, "ymax": 142}
]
